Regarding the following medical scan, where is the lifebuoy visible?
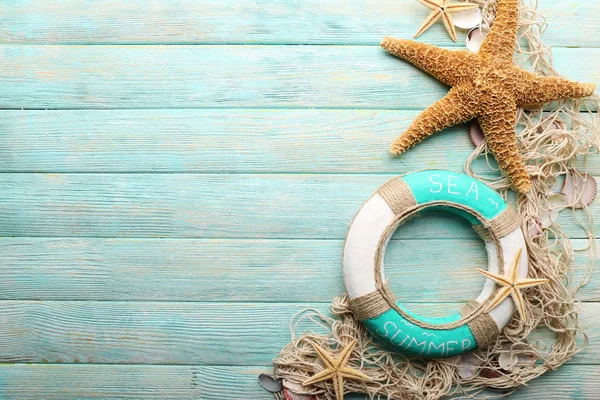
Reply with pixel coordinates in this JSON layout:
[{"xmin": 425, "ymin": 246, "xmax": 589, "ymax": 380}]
[{"xmin": 343, "ymin": 170, "xmax": 527, "ymax": 358}]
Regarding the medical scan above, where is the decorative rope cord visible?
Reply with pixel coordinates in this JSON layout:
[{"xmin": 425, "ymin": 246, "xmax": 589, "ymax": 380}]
[
  {"xmin": 368, "ymin": 201, "xmax": 507, "ymax": 330},
  {"xmin": 273, "ymin": 1, "xmax": 598, "ymax": 398}
]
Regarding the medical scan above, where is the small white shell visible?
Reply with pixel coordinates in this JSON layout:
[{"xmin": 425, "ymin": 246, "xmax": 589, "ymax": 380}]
[
  {"xmin": 562, "ymin": 170, "xmax": 597, "ymax": 209},
  {"xmin": 258, "ymin": 374, "xmax": 283, "ymax": 393},
  {"xmin": 540, "ymin": 192, "xmax": 569, "ymax": 228},
  {"xmin": 457, "ymin": 353, "xmax": 481, "ymax": 379},
  {"xmin": 469, "ymin": 120, "xmax": 485, "ymax": 146},
  {"xmin": 466, "ymin": 26, "xmax": 488, "ymax": 53},
  {"xmin": 498, "ymin": 352, "xmax": 518, "ymax": 370},
  {"xmin": 453, "ymin": 7, "xmax": 483, "ymax": 30},
  {"xmin": 498, "ymin": 344, "xmax": 538, "ymax": 371}
]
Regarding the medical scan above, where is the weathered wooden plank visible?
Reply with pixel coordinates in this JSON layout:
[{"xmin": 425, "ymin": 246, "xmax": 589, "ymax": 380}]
[
  {"xmin": 0, "ymin": 301, "xmax": 596, "ymax": 365},
  {"xmin": 0, "ymin": 363, "xmax": 597, "ymax": 399},
  {"xmin": 0, "ymin": 174, "xmax": 597, "ymax": 238},
  {"xmin": 0, "ymin": 238, "xmax": 597, "ymax": 302},
  {"xmin": 1, "ymin": 109, "xmax": 597, "ymax": 174},
  {"xmin": 0, "ymin": 0, "xmax": 596, "ymax": 48},
  {"xmin": 0, "ymin": 46, "xmax": 597, "ymax": 110}
]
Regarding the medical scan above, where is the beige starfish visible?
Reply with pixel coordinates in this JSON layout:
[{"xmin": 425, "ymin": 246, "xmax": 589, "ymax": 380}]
[
  {"xmin": 302, "ymin": 340, "xmax": 371, "ymax": 400},
  {"xmin": 414, "ymin": 0, "xmax": 479, "ymax": 42},
  {"xmin": 476, "ymin": 248, "xmax": 549, "ymax": 323},
  {"xmin": 382, "ymin": 0, "xmax": 595, "ymax": 193}
]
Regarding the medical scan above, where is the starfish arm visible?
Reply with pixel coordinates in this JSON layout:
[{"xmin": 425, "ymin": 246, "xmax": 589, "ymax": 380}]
[
  {"xmin": 338, "ymin": 340, "xmax": 357, "ymax": 366},
  {"xmin": 417, "ymin": 0, "xmax": 444, "ymax": 10},
  {"xmin": 513, "ymin": 70, "xmax": 596, "ymax": 106},
  {"xmin": 515, "ymin": 278, "xmax": 549, "ymax": 289},
  {"xmin": 478, "ymin": 0, "xmax": 519, "ymax": 63},
  {"xmin": 303, "ymin": 369, "xmax": 336, "ymax": 386},
  {"xmin": 475, "ymin": 268, "xmax": 512, "ymax": 286},
  {"xmin": 381, "ymin": 36, "xmax": 477, "ymax": 86},
  {"xmin": 446, "ymin": 3, "xmax": 480, "ymax": 12},
  {"xmin": 339, "ymin": 367, "xmax": 372, "ymax": 382},
  {"xmin": 477, "ymin": 100, "xmax": 531, "ymax": 193},
  {"xmin": 510, "ymin": 287, "xmax": 527, "ymax": 323},
  {"xmin": 333, "ymin": 375, "xmax": 344, "ymax": 400},
  {"xmin": 390, "ymin": 88, "xmax": 476, "ymax": 155},
  {"xmin": 510, "ymin": 248, "xmax": 523, "ymax": 283},
  {"xmin": 440, "ymin": 11, "xmax": 458, "ymax": 42},
  {"xmin": 311, "ymin": 344, "xmax": 336, "ymax": 369},
  {"xmin": 414, "ymin": 11, "xmax": 442, "ymax": 39},
  {"xmin": 483, "ymin": 287, "xmax": 512, "ymax": 314}
]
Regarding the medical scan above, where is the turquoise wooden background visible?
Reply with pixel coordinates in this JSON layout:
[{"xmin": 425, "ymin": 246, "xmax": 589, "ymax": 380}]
[{"xmin": 0, "ymin": 0, "xmax": 598, "ymax": 398}]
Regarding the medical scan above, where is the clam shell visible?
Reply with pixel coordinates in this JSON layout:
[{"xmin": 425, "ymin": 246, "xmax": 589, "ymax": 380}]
[
  {"xmin": 466, "ymin": 26, "xmax": 488, "ymax": 53},
  {"xmin": 562, "ymin": 170, "xmax": 597, "ymax": 209},
  {"xmin": 453, "ymin": 7, "xmax": 482, "ymax": 30},
  {"xmin": 469, "ymin": 120, "xmax": 485, "ymax": 146},
  {"xmin": 258, "ymin": 374, "xmax": 283, "ymax": 393}
]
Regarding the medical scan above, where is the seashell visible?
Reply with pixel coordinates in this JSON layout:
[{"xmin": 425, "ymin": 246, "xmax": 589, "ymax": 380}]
[
  {"xmin": 466, "ymin": 26, "xmax": 488, "ymax": 53},
  {"xmin": 453, "ymin": 6, "xmax": 483, "ymax": 30},
  {"xmin": 258, "ymin": 374, "xmax": 283, "ymax": 393},
  {"xmin": 469, "ymin": 120, "xmax": 485, "ymax": 146},
  {"xmin": 282, "ymin": 380, "xmax": 312, "ymax": 395},
  {"xmin": 498, "ymin": 352, "xmax": 518, "ymax": 370},
  {"xmin": 498, "ymin": 344, "xmax": 538, "ymax": 371},
  {"xmin": 561, "ymin": 170, "xmax": 597, "ymax": 209},
  {"xmin": 457, "ymin": 353, "xmax": 481, "ymax": 379},
  {"xmin": 479, "ymin": 367, "xmax": 502, "ymax": 379},
  {"xmin": 526, "ymin": 218, "xmax": 543, "ymax": 239},
  {"xmin": 284, "ymin": 388, "xmax": 316, "ymax": 400},
  {"xmin": 539, "ymin": 192, "xmax": 569, "ymax": 228}
]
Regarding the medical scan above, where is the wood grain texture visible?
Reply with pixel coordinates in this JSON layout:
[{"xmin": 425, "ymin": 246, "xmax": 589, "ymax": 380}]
[
  {"xmin": 0, "ymin": 301, "xmax": 595, "ymax": 365},
  {"xmin": 0, "ymin": 0, "xmax": 596, "ymax": 47},
  {"xmin": 0, "ymin": 46, "xmax": 597, "ymax": 110},
  {"xmin": 0, "ymin": 237, "xmax": 597, "ymax": 302},
  {"xmin": 0, "ymin": 173, "xmax": 597, "ymax": 238},
  {"xmin": 1, "ymin": 364, "xmax": 598, "ymax": 400},
  {"xmin": 1, "ymin": 109, "xmax": 597, "ymax": 174}
]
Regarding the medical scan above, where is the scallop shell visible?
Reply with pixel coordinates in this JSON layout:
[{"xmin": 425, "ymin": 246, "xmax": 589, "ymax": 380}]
[
  {"xmin": 469, "ymin": 120, "xmax": 485, "ymax": 146},
  {"xmin": 453, "ymin": 7, "xmax": 483, "ymax": 30},
  {"xmin": 258, "ymin": 374, "xmax": 283, "ymax": 393},
  {"xmin": 466, "ymin": 26, "xmax": 488, "ymax": 53},
  {"xmin": 562, "ymin": 170, "xmax": 597, "ymax": 209}
]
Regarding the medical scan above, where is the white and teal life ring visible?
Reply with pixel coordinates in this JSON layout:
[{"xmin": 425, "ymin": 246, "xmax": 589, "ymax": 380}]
[{"xmin": 343, "ymin": 170, "xmax": 527, "ymax": 358}]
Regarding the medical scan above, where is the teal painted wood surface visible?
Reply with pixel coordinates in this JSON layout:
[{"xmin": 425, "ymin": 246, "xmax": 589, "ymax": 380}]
[
  {"xmin": 0, "ymin": 46, "xmax": 598, "ymax": 110},
  {"xmin": 0, "ymin": 0, "xmax": 598, "ymax": 398},
  {"xmin": 0, "ymin": 174, "xmax": 597, "ymax": 238},
  {"xmin": 1, "ymin": 110, "xmax": 597, "ymax": 173},
  {"xmin": 0, "ymin": 0, "xmax": 597, "ymax": 47}
]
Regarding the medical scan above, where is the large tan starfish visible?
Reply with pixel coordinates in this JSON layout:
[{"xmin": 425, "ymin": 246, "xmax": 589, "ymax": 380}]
[
  {"xmin": 476, "ymin": 248, "xmax": 549, "ymax": 323},
  {"xmin": 382, "ymin": 0, "xmax": 596, "ymax": 193},
  {"xmin": 414, "ymin": 0, "xmax": 479, "ymax": 42},
  {"xmin": 303, "ymin": 340, "xmax": 371, "ymax": 400}
]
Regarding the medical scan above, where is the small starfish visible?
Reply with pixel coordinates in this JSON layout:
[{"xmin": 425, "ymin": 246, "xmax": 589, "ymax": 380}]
[
  {"xmin": 303, "ymin": 340, "xmax": 371, "ymax": 400},
  {"xmin": 382, "ymin": 0, "xmax": 595, "ymax": 193},
  {"xmin": 476, "ymin": 248, "xmax": 549, "ymax": 323},
  {"xmin": 415, "ymin": 0, "xmax": 479, "ymax": 42}
]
